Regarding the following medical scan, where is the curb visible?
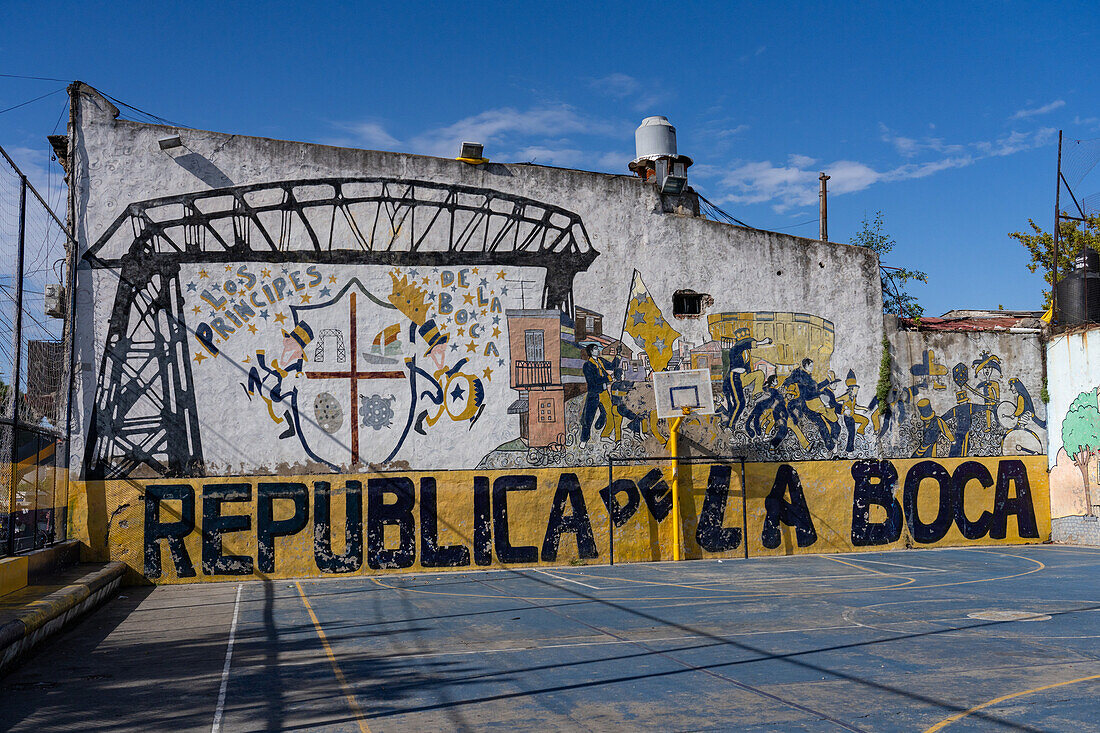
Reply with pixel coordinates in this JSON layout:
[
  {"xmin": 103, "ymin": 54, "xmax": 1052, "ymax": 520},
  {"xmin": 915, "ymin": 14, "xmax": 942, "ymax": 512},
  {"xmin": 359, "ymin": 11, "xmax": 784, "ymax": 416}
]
[{"xmin": 0, "ymin": 561, "xmax": 127, "ymax": 676}]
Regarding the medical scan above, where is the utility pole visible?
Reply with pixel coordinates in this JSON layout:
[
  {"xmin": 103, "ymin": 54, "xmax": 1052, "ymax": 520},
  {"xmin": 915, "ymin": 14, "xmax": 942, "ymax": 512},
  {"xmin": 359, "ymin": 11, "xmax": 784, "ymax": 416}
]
[
  {"xmin": 1053, "ymin": 130, "xmax": 1062, "ymax": 321},
  {"xmin": 819, "ymin": 172, "xmax": 830, "ymax": 242}
]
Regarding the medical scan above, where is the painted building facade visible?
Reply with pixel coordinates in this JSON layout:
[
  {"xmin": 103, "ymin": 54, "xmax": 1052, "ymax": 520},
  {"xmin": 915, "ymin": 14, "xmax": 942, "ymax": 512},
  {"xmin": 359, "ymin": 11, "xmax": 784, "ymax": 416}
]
[{"xmin": 61, "ymin": 84, "xmax": 1052, "ymax": 581}]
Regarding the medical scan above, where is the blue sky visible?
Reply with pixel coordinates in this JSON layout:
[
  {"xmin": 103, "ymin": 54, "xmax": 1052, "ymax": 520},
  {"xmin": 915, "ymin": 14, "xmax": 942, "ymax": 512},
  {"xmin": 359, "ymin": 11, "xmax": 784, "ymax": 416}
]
[{"xmin": 2, "ymin": 0, "xmax": 1098, "ymax": 315}]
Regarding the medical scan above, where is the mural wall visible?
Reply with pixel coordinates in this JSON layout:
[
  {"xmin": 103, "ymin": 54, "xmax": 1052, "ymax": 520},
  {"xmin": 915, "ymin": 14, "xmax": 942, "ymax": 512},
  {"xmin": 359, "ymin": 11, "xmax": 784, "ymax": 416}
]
[
  {"xmin": 66, "ymin": 85, "xmax": 1055, "ymax": 575},
  {"xmin": 74, "ymin": 456, "xmax": 1050, "ymax": 583},
  {"xmin": 1047, "ymin": 329, "xmax": 1100, "ymax": 530},
  {"xmin": 883, "ymin": 330, "xmax": 1047, "ymax": 462}
]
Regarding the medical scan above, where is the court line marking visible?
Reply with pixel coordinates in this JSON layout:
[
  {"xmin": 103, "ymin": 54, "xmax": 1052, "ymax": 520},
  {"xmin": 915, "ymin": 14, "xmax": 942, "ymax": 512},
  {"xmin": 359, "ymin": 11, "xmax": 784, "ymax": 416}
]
[
  {"xmin": 823, "ymin": 555, "xmax": 895, "ymax": 576},
  {"xmin": 379, "ymin": 623, "xmax": 864, "ymax": 661},
  {"xmin": 368, "ymin": 548, "xmax": 1043, "ymax": 602},
  {"xmin": 832, "ymin": 557, "xmax": 948, "ymax": 572},
  {"xmin": 296, "ymin": 582, "xmax": 372, "ymax": 733},
  {"xmin": 923, "ymin": 672, "xmax": 1100, "ymax": 732},
  {"xmin": 533, "ymin": 569, "xmax": 603, "ymax": 589},
  {"xmin": 211, "ymin": 583, "xmax": 242, "ymax": 733}
]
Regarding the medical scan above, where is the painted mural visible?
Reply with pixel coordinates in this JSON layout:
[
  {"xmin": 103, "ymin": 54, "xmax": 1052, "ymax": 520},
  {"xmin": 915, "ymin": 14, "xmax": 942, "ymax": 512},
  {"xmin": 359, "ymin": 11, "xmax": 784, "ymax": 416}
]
[
  {"xmin": 878, "ymin": 347, "xmax": 1047, "ymax": 461},
  {"xmin": 478, "ymin": 268, "xmax": 885, "ymax": 469},
  {"xmin": 1049, "ymin": 386, "xmax": 1100, "ymax": 518},
  {"xmin": 79, "ymin": 177, "xmax": 1047, "ymax": 481}
]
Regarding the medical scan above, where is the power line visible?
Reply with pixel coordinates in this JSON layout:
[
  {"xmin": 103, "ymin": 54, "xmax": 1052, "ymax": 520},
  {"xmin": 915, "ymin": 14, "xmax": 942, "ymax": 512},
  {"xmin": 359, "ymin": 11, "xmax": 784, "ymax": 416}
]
[
  {"xmin": 0, "ymin": 87, "xmax": 66, "ymax": 116},
  {"xmin": 0, "ymin": 73, "xmax": 71, "ymax": 82}
]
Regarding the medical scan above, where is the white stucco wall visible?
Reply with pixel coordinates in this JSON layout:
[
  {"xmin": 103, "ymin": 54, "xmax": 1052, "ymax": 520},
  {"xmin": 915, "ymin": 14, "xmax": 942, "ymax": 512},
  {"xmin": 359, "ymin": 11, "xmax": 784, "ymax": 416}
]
[{"xmin": 70, "ymin": 84, "xmax": 888, "ymax": 477}]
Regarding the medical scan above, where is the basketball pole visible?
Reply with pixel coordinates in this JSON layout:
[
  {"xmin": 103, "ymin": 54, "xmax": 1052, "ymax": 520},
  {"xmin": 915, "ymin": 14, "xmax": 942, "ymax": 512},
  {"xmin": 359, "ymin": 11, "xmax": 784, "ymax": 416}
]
[{"xmin": 668, "ymin": 406, "xmax": 691, "ymax": 562}]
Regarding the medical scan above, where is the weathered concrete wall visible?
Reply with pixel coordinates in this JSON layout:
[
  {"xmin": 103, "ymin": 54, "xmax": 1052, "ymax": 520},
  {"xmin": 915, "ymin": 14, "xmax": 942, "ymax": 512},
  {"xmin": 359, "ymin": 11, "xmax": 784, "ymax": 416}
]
[
  {"xmin": 69, "ymin": 84, "xmax": 885, "ymax": 480},
  {"xmin": 884, "ymin": 324, "xmax": 1047, "ymax": 460},
  {"xmin": 1046, "ymin": 327, "xmax": 1100, "ymax": 541}
]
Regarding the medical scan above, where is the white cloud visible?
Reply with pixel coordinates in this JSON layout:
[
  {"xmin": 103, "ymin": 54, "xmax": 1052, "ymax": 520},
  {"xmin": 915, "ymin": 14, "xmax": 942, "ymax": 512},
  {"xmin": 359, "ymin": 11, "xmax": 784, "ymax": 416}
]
[
  {"xmin": 714, "ymin": 124, "xmax": 750, "ymax": 139},
  {"xmin": 339, "ymin": 122, "xmax": 401, "ymax": 149},
  {"xmin": 408, "ymin": 105, "xmax": 616, "ymax": 158},
  {"xmin": 879, "ymin": 124, "xmax": 964, "ymax": 158},
  {"xmin": 716, "ymin": 127, "xmax": 1055, "ymax": 212},
  {"xmin": 1011, "ymin": 100, "xmax": 1065, "ymax": 119}
]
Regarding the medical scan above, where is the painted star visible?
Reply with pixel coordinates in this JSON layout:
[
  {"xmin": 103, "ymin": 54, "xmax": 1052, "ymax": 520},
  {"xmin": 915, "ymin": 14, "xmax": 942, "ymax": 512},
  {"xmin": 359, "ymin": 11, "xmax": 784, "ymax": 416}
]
[
  {"xmin": 208, "ymin": 311, "xmax": 218, "ymax": 319},
  {"xmin": 479, "ymin": 277, "xmax": 488, "ymax": 287},
  {"xmin": 466, "ymin": 341, "xmax": 477, "ymax": 353},
  {"xmin": 428, "ymin": 291, "xmax": 436, "ymax": 301},
  {"xmin": 421, "ymin": 276, "xmax": 430, "ymax": 285},
  {"xmin": 409, "ymin": 268, "xmax": 420, "ymax": 278},
  {"xmin": 480, "ymin": 309, "xmax": 487, "ymax": 316},
  {"xmin": 463, "ymin": 292, "xmax": 475, "ymax": 305},
  {"xmin": 281, "ymin": 267, "xmax": 289, "ymax": 274},
  {"xmin": 497, "ymin": 270, "xmax": 506, "ymax": 280},
  {"xmin": 261, "ymin": 268, "xmax": 272, "ymax": 278},
  {"xmin": 198, "ymin": 269, "xmax": 209, "ymax": 279},
  {"xmin": 274, "ymin": 312, "xmax": 287, "ymax": 324},
  {"xmin": 328, "ymin": 274, "xmax": 338, "ymax": 283},
  {"xmin": 214, "ymin": 338, "xmax": 222, "ymax": 345},
  {"xmin": 318, "ymin": 286, "xmax": 331, "ymax": 297},
  {"xmin": 260, "ymin": 310, "xmax": 269, "ymax": 320},
  {"xmin": 492, "ymin": 315, "xmax": 501, "ymax": 325},
  {"xmin": 654, "ymin": 337, "xmax": 666, "ymax": 352},
  {"xmin": 186, "ymin": 282, "xmax": 196, "ymax": 292},
  {"xmin": 472, "ymin": 267, "xmax": 479, "ymax": 274},
  {"xmin": 191, "ymin": 305, "xmax": 201, "ymax": 314},
  {"xmin": 225, "ymin": 264, "xmax": 233, "ymax": 272},
  {"xmin": 450, "ymin": 382, "xmax": 466, "ymax": 400},
  {"xmin": 300, "ymin": 293, "xmax": 312, "ymax": 303},
  {"xmin": 247, "ymin": 323, "xmax": 258, "ymax": 334},
  {"xmin": 631, "ymin": 311, "xmax": 646, "ymax": 326},
  {"xmin": 457, "ymin": 327, "xmax": 465, "ymax": 336},
  {"xmin": 498, "ymin": 358, "xmax": 506, "ymax": 367},
  {"xmin": 492, "ymin": 327, "xmax": 501, "ymax": 338},
  {"xmin": 450, "ymin": 343, "xmax": 459, "ymax": 352},
  {"xmin": 482, "ymin": 367, "xmax": 492, "ymax": 381},
  {"xmin": 500, "ymin": 286, "xmax": 508, "ymax": 295},
  {"xmin": 243, "ymin": 356, "xmax": 251, "ymax": 364},
  {"xmin": 194, "ymin": 352, "xmax": 206, "ymax": 364}
]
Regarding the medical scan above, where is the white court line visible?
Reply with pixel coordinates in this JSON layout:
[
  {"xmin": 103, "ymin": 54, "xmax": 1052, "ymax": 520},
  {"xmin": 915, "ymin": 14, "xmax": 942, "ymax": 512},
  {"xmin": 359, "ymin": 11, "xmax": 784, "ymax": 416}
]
[
  {"xmin": 211, "ymin": 583, "xmax": 243, "ymax": 733},
  {"xmin": 832, "ymin": 557, "xmax": 948, "ymax": 572},
  {"xmin": 380, "ymin": 623, "xmax": 862, "ymax": 661},
  {"xmin": 533, "ymin": 568, "xmax": 604, "ymax": 589}
]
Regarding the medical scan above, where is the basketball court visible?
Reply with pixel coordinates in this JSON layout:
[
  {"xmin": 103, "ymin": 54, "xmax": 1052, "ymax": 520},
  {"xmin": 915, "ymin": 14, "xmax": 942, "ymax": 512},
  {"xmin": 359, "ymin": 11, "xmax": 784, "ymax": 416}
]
[{"xmin": 4, "ymin": 545, "xmax": 1100, "ymax": 732}]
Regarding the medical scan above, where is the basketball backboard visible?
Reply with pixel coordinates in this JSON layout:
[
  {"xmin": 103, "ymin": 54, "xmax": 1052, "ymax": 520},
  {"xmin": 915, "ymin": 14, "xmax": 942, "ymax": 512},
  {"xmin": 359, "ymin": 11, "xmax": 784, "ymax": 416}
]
[{"xmin": 652, "ymin": 368, "xmax": 716, "ymax": 419}]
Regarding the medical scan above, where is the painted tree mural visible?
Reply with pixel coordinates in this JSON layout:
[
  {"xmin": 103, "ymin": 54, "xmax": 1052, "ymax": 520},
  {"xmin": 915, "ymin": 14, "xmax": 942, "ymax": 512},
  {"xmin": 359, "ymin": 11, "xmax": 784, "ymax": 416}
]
[{"xmin": 1062, "ymin": 389, "xmax": 1100, "ymax": 516}]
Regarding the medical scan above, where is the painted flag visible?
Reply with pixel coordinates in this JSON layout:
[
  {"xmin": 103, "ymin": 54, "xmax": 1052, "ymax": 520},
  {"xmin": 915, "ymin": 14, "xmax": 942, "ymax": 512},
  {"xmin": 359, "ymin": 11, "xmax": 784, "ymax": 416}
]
[
  {"xmin": 623, "ymin": 270, "xmax": 681, "ymax": 372},
  {"xmin": 372, "ymin": 323, "xmax": 402, "ymax": 355}
]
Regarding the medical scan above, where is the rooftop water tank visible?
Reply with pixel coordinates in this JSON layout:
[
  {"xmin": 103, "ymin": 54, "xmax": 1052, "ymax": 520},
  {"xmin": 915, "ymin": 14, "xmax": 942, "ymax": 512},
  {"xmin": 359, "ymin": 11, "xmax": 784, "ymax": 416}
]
[
  {"xmin": 635, "ymin": 116, "xmax": 678, "ymax": 159},
  {"xmin": 1055, "ymin": 247, "xmax": 1100, "ymax": 325}
]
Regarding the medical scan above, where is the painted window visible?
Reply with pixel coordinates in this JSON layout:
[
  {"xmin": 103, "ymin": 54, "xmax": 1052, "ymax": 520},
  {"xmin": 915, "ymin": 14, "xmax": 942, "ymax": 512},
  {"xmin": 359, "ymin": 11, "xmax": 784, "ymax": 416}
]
[
  {"xmin": 538, "ymin": 398, "xmax": 555, "ymax": 423},
  {"xmin": 525, "ymin": 329, "xmax": 545, "ymax": 361}
]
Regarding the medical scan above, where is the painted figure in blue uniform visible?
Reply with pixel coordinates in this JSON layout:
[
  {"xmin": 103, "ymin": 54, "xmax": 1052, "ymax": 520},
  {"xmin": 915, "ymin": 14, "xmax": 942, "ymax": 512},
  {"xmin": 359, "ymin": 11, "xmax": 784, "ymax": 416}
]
[
  {"xmin": 745, "ymin": 374, "xmax": 788, "ymax": 446},
  {"xmin": 913, "ymin": 397, "xmax": 954, "ymax": 458},
  {"xmin": 783, "ymin": 358, "xmax": 838, "ymax": 451},
  {"xmin": 943, "ymin": 363, "xmax": 979, "ymax": 457},
  {"xmin": 721, "ymin": 328, "xmax": 772, "ymax": 429},
  {"xmin": 579, "ymin": 344, "xmax": 617, "ymax": 445},
  {"xmin": 972, "ymin": 351, "xmax": 1001, "ymax": 431}
]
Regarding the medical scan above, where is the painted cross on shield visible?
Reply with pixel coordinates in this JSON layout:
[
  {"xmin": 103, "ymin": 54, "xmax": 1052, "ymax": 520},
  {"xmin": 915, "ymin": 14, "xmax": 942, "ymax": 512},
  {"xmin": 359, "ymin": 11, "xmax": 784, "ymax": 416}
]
[{"xmin": 291, "ymin": 278, "xmax": 413, "ymax": 468}]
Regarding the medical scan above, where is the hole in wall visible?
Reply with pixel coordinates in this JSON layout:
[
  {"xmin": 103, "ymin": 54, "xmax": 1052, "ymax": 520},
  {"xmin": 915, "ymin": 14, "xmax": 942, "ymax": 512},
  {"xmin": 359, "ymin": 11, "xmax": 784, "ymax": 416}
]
[
  {"xmin": 672, "ymin": 290, "xmax": 712, "ymax": 318},
  {"xmin": 776, "ymin": 270, "xmax": 783, "ymax": 276}
]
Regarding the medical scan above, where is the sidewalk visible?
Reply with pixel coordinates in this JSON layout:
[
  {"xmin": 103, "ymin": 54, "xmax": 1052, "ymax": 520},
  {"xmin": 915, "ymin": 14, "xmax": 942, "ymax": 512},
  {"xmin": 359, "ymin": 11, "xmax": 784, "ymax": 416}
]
[{"xmin": 0, "ymin": 541, "xmax": 125, "ymax": 675}]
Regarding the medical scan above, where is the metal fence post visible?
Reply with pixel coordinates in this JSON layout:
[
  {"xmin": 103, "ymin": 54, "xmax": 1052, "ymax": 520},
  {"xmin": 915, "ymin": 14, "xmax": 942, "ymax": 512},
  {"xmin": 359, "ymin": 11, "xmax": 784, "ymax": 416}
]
[{"xmin": 7, "ymin": 175, "xmax": 27, "ymax": 556}]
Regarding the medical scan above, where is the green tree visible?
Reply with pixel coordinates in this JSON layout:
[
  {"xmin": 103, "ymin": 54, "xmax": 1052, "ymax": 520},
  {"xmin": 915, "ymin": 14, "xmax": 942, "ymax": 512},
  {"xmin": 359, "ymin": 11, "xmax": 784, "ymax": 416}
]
[
  {"xmin": 1062, "ymin": 389, "xmax": 1100, "ymax": 516},
  {"xmin": 851, "ymin": 211, "xmax": 928, "ymax": 318},
  {"xmin": 1009, "ymin": 213, "xmax": 1100, "ymax": 310}
]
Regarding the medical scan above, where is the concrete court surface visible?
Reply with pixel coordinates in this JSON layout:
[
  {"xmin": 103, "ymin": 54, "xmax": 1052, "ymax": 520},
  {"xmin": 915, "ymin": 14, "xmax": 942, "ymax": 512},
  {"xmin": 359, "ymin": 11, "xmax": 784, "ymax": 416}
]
[{"xmin": 3, "ymin": 546, "xmax": 1100, "ymax": 732}]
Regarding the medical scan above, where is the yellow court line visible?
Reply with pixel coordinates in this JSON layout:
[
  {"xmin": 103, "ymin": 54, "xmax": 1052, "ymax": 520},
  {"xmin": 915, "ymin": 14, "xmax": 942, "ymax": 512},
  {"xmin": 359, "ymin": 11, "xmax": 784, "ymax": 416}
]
[
  {"xmin": 295, "ymin": 582, "xmax": 372, "ymax": 733},
  {"xmin": 923, "ymin": 672, "xmax": 1100, "ymax": 732}
]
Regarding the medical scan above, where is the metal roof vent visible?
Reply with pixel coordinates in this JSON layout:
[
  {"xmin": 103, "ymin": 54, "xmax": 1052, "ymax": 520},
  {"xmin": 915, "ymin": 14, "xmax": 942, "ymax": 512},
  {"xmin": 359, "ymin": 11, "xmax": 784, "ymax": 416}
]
[{"xmin": 629, "ymin": 116, "xmax": 693, "ymax": 195}]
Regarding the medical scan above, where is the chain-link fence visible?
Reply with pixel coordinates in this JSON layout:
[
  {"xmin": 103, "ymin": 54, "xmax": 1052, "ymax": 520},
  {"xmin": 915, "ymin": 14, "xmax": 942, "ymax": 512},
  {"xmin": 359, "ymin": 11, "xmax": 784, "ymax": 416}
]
[{"xmin": 0, "ymin": 144, "xmax": 74, "ymax": 557}]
